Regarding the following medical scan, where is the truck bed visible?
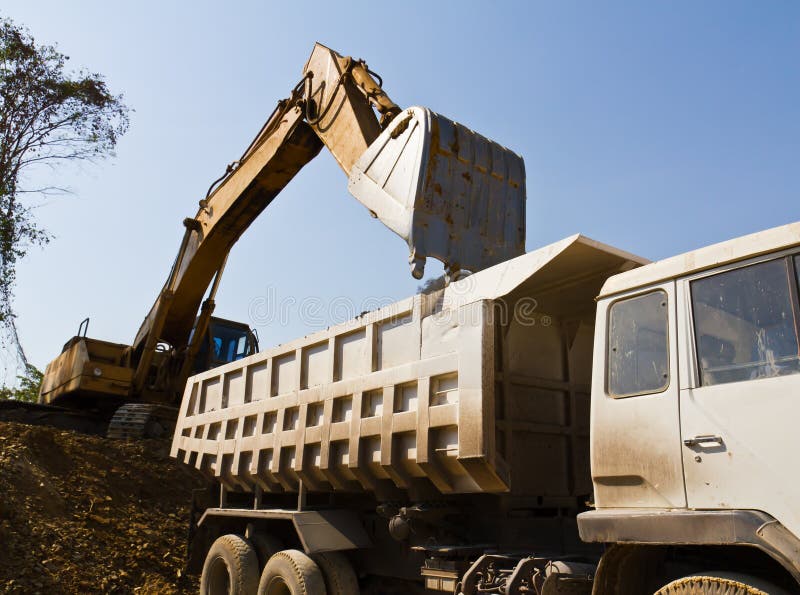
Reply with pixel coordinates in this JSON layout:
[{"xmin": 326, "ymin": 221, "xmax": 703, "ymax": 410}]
[{"xmin": 171, "ymin": 235, "xmax": 645, "ymax": 499}]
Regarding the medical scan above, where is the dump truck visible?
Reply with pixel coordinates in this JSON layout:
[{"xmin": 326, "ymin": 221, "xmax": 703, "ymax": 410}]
[
  {"xmin": 24, "ymin": 43, "xmax": 524, "ymax": 438},
  {"xmin": 171, "ymin": 221, "xmax": 800, "ymax": 594}
]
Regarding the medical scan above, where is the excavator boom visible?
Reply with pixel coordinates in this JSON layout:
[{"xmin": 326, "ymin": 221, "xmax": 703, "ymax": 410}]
[{"xmin": 132, "ymin": 108, "xmax": 322, "ymax": 365}]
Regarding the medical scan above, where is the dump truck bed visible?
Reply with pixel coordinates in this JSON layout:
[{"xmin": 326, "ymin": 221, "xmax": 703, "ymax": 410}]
[{"xmin": 171, "ymin": 235, "xmax": 645, "ymax": 498}]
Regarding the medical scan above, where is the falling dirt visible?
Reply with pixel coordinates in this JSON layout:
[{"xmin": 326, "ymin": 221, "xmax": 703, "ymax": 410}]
[{"xmin": 0, "ymin": 421, "xmax": 209, "ymax": 594}]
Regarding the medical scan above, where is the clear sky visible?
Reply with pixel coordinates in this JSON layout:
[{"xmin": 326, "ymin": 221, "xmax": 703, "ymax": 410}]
[{"xmin": 2, "ymin": 0, "xmax": 799, "ymax": 371}]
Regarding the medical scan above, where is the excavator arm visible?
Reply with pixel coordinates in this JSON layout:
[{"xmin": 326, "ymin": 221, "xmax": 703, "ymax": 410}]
[
  {"xmin": 129, "ymin": 45, "xmax": 402, "ymax": 398},
  {"xmin": 131, "ymin": 107, "xmax": 321, "ymax": 389}
]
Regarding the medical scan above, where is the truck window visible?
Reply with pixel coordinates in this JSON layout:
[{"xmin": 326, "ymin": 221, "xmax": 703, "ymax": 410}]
[
  {"xmin": 607, "ymin": 291, "xmax": 669, "ymax": 397},
  {"xmin": 691, "ymin": 257, "xmax": 800, "ymax": 386}
]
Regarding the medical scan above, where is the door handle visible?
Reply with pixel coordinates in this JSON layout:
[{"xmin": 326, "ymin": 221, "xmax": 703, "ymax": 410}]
[{"xmin": 683, "ymin": 435, "xmax": 723, "ymax": 447}]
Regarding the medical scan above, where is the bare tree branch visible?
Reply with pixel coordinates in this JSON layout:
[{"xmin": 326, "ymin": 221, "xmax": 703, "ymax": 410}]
[{"xmin": 0, "ymin": 15, "xmax": 129, "ymax": 357}]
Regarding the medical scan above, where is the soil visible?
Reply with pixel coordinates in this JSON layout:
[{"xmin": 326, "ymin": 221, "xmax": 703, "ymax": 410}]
[{"xmin": 0, "ymin": 421, "xmax": 209, "ymax": 594}]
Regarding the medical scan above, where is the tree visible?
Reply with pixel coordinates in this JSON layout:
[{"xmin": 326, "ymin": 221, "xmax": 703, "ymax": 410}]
[
  {"xmin": 0, "ymin": 16, "xmax": 129, "ymax": 358},
  {"xmin": 0, "ymin": 363, "xmax": 42, "ymax": 402}
]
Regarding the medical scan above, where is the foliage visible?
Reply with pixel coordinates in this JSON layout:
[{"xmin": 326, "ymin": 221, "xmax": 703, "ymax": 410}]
[
  {"xmin": 417, "ymin": 275, "xmax": 446, "ymax": 294},
  {"xmin": 0, "ymin": 16, "xmax": 129, "ymax": 346},
  {"xmin": 0, "ymin": 363, "xmax": 42, "ymax": 402}
]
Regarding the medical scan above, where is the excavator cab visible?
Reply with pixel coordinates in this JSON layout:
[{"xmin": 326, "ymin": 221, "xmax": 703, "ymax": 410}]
[{"xmin": 190, "ymin": 316, "xmax": 259, "ymax": 375}]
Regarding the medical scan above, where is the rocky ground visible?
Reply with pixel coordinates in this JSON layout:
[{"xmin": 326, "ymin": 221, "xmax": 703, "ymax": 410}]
[{"xmin": 0, "ymin": 421, "xmax": 209, "ymax": 594}]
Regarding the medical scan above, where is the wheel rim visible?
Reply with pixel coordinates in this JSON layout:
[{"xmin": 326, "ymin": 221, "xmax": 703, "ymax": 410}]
[
  {"xmin": 265, "ymin": 575, "xmax": 292, "ymax": 595},
  {"xmin": 207, "ymin": 556, "xmax": 231, "ymax": 594}
]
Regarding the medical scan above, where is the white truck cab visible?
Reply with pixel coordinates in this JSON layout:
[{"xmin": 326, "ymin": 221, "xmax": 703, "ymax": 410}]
[{"xmin": 581, "ymin": 222, "xmax": 800, "ymax": 594}]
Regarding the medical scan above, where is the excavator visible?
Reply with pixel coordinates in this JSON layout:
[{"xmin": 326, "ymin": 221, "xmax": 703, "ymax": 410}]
[{"xmin": 25, "ymin": 43, "xmax": 526, "ymax": 439}]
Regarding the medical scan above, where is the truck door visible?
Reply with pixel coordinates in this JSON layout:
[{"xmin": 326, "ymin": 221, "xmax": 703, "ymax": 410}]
[
  {"xmin": 679, "ymin": 253, "xmax": 800, "ymax": 538},
  {"xmin": 591, "ymin": 281, "xmax": 687, "ymax": 508}
]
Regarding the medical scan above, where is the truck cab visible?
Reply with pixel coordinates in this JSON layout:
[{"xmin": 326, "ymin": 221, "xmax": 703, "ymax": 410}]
[{"xmin": 581, "ymin": 222, "xmax": 800, "ymax": 593}]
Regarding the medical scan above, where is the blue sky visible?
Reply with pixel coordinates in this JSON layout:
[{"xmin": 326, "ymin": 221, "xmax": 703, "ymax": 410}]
[{"xmin": 3, "ymin": 0, "xmax": 799, "ymax": 370}]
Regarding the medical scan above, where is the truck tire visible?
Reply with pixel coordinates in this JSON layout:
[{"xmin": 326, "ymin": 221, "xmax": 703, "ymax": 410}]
[
  {"xmin": 200, "ymin": 534, "xmax": 260, "ymax": 595},
  {"xmin": 655, "ymin": 574, "xmax": 788, "ymax": 595},
  {"xmin": 312, "ymin": 551, "xmax": 359, "ymax": 595},
  {"xmin": 258, "ymin": 549, "xmax": 327, "ymax": 595},
  {"xmin": 251, "ymin": 533, "xmax": 284, "ymax": 569}
]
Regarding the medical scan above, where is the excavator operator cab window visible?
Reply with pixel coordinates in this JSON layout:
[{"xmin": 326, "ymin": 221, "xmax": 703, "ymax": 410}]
[
  {"xmin": 209, "ymin": 322, "xmax": 250, "ymax": 365},
  {"xmin": 191, "ymin": 319, "xmax": 255, "ymax": 374}
]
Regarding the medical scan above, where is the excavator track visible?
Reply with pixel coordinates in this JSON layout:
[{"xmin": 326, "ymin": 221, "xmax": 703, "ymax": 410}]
[{"xmin": 107, "ymin": 403, "xmax": 177, "ymax": 440}]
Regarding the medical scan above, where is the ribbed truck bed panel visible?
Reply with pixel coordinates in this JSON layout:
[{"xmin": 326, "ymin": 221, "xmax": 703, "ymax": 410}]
[{"xmin": 171, "ymin": 235, "xmax": 647, "ymax": 497}]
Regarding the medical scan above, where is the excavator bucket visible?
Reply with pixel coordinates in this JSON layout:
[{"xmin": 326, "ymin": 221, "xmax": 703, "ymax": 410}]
[{"xmin": 348, "ymin": 106, "xmax": 526, "ymax": 279}]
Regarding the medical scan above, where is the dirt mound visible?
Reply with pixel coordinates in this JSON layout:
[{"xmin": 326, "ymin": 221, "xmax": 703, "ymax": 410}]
[{"xmin": 0, "ymin": 421, "xmax": 209, "ymax": 594}]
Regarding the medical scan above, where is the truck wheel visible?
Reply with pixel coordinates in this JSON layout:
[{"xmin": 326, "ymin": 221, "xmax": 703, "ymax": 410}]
[
  {"xmin": 251, "ymin": 533, "xmax": 284, "ymax": 569},
  {"xmin": 200, "ymin": 534, "xmax": 260, "ymax": 595},
  {"xmin": 258, "ymin": 549, "xmax": 327, "ymax": 595},
  {"xmin": 312, "ymin": 551, "xmax": 359, "ymax": 594},
  {"xmin": 655, "ymin": 574, "xmax": 788, "ymax": 595}
]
